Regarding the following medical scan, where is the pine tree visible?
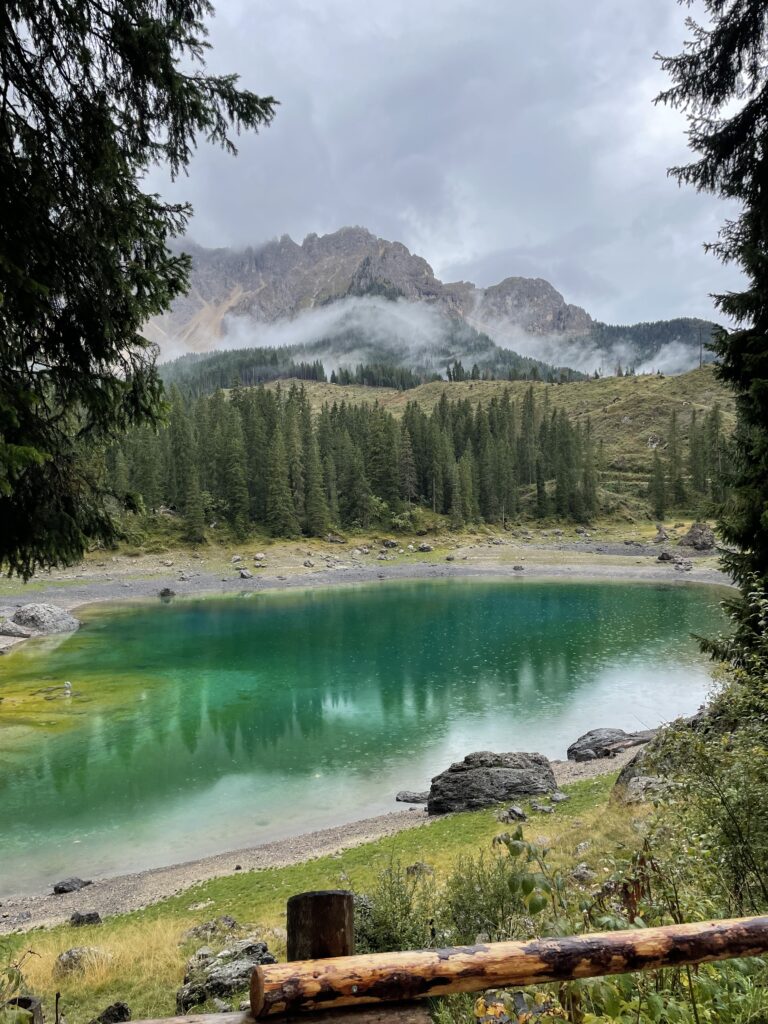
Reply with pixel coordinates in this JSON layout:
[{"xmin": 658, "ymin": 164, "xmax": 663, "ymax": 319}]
[
  {"xmin": 458, "ymin": 450, "xmax": 477, "ymax": 524},
  {"xmin": 323, "ymin": 454, "xmax": 340, "ymax": 525},
  {"xmin": 132, "ymin": 426, "xmax": 161, "ymax": 512},
  {"xmin": 688, "ymin": 409, "xmax": 708, "ymax": 494},
  {"xmin": 109, "ymin": 447, "xmax": 130, "ymax": 499},
  {"xmin": 449, "ymin": 462, "xmax": 464, "ymax": 528},
  {"xmin": 398, "ymin": 427, "xmax": 418, "ymax": 505},
  {"xmin": 666, "ymin": 411, "xmax": 687, "ymax": 508},
  {"xmin": 0, "ymin": 0, "xmax": 275, "ymax": 579},
  {"xmin": 225, "ymin": 412, "xmax": 250, "ymax": 536},
  {"xmin": 283, "ymin": 399, "xmax": 306, "ymax": 525},
  {"xmin": 265, "ymin": 423, "xmax": 300, "ymax": 538},
  {"xmin": 183, "ymin": 470, "xmax": 206, "ymax": 544},
  {"xmin": 304, "ymin": 435, "xmax": 330, "ymax": 536},
  {"xmin": 336, "ymin": 430, "xmax": 372, "ymax": 528},
  {"xmin": 535, "ymin": 458, "xmax": 548, "ymax": 518},
  {"xmin": 658, "ymin": 3, "xmax": 768, "ymax": 652}
]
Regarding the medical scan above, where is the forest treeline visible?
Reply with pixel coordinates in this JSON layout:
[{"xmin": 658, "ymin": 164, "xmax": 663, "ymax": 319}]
[
  {"xmin": 159, "ymin": 342, "xmax": 583, "ymax": 398},
  {"xmin": 107, "ymin": 382, "xmax": 730, "ymax": 540}
]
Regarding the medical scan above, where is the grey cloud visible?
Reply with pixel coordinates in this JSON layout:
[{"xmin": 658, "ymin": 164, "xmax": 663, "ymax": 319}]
[{"xmin": 149, "ymin": 0, "xmax": 743, "ymax": 324}]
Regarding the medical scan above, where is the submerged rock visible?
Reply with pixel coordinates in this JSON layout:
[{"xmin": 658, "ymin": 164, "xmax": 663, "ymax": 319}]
[
  {"xmin": 13, "ymin": 604, "xmax": 79, "ymax": 634},
  {"xmin": 566, "ymin": 728, "xmax": 656, "ymax": 762},
  {"xmin": 427, "ymin": 751, "xmax": 556, "ymax": 814}
]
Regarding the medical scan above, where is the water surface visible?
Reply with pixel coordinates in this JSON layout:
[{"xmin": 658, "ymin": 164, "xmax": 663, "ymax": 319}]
[{"xmin": 0, "ymin": 579, "xmax": 725, "ymax": 894}]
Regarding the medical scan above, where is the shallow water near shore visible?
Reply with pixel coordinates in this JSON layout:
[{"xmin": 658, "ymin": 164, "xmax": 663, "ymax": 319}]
[{"xmin": 0, "ymin": 578, "xmax": 724, "ymax": 895}]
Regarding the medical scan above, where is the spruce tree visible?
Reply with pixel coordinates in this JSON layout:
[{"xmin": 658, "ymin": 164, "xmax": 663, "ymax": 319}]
[
  {"xmin": 535, "ymin": 458, "xmax": 548, "ymax": 518},
  {"xmin": 323, "ymin": 454, "xmax": 340, "ymax": 525},
  {"xmin": 449, "ymin": 462, "xmax": 464, "ymax": 528},
  {"xmin": 183, "ymin": 470, "xmax": 206, "ymax": 544},
  {"xmin": 688, "ymin": 409, "xmax": 708, "ymax": 494},
  {"xmin": 225, "ymin": 413, "xmax": 250, "ymax": 536},
  {"xmin": 265, "ymin": 423, "xmax": 300, "ymax": 538},
  {"xmin": 283, "ymin": 399, "xmax": 306, "ymax": 525},
  {"xmin": 458, "ymin": 450, "xmax": 477, "ymax": 524},
  {"xmin": 304, "ymin": 435, "xmax": 330, "ymax": 536},
  {"xmin": 658, "ymin": 3, "xmax": 768, "ymax": 650},
  {"xmin": 399, "ymin": 427, "xmax": 418, "ymax": 505},
  {"xmin": 0, "ymin": 0, "xmax": 275, "ymax": 578}
]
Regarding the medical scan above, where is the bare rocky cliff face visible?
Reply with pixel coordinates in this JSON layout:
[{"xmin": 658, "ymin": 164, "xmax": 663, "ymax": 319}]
[{"xmin": 147, "ymin": 227, "xmax": 593, "ymax": 353}]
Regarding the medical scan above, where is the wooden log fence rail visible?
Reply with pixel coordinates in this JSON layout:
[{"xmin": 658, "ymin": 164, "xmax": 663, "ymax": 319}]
[{"xmin": 131, "ymin": 891, "xmax": 768, "ymax": 1024}]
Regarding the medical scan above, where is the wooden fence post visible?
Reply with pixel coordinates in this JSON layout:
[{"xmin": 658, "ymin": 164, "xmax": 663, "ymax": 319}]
[{"xmin": 286, "ymin": 890, "xmax": 355, "ymax": 962}]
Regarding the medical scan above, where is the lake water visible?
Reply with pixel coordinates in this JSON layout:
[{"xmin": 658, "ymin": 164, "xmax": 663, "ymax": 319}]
[{"xmin": 0, "ymin": 579, "xmax": 725, "ymax": 895}]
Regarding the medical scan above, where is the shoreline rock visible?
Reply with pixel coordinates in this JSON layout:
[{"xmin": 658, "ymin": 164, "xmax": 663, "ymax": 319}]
[
  {"xmin": 427, "ymin": 751, "xmax": 556, "ymax": 814},
  {"xmin": 12, "ymin": 603, "xmax": 80, "ymax": 634},
  {"xmin": 395, "ymin": 790, "xmax": 429, "ymax": 804},
  {"xmin": 567, "ymin": 728, "xmax": 657, "ymax": 762},
  {"xmin": 678, "ymin": 522, "xmax": 715, "ymax": 551}
]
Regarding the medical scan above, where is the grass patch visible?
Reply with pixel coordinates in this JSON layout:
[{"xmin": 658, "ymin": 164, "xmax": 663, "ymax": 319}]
[{"xmin": 8, "ymin": 774, "xmax": 638, "ymax": 1024}]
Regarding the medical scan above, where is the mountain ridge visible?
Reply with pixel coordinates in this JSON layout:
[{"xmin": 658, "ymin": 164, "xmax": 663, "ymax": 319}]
[{"xmin": 148, "ymin": 226, "xmax": 716, "ymax": 374}]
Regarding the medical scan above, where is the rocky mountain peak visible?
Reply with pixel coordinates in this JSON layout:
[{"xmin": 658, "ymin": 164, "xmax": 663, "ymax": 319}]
[{"xmin": 149, "ymin": 226, "xmax": 595, "ymax": 353}]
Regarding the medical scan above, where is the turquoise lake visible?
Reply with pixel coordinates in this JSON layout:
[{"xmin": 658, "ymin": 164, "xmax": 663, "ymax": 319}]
[{"xmin": 0, "ymin": 579, "xmax": 726, "ymax": 895}]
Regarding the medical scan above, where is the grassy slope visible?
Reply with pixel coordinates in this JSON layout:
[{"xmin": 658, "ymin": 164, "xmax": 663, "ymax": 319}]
[
  {"xmin": 268, "ymin": 366, "xmax": 734, "ymax": 473},
  {"xmin": 10, "ymin": 776, "xmax": 640, "ymax": 1024}
]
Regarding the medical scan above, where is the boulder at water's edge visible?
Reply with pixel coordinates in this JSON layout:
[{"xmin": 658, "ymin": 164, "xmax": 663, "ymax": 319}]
[
  {"xmin": 12, "ymin": 604, "xmax": 80, "ymax": 634},
  {"xmin": 567, "ymin": 728, "xmax": 657, "ymax": 762},
  {"xmin": 427, "ymin": 751, "xmax": 556, "ymax": 814}
]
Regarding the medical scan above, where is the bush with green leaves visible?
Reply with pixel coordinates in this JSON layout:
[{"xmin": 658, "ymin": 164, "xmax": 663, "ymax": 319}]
[{"xmin": 355, "ymin": 823, "xmax": 768, "ymax": 1024}]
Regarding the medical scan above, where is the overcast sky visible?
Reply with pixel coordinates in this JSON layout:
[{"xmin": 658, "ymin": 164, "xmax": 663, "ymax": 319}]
[{"xmin": 154, "ymin": 0, "xmax": 742, "ymax": 325}]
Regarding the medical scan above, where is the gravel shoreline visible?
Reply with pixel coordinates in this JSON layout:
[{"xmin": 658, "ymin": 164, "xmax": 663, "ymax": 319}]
[
  {"xmin": 0, "ymin": 750, "xmax": 638, "ymax": 933},
  {"xmin": 0, "ymin": 548, "xmax": 730, "ymax": 655}
]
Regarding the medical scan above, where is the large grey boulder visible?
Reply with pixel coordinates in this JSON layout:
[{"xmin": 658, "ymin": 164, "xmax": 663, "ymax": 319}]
[
  {"xmin": 176, "ymin": 938, "xmax": 276, "ymax": 1011},
  {"xmin": 427, "ymin": 751, "xmax": 556, "ymax": 814},
  {"xmin": 567, "ymin": 728, "xmax": 656, "ymax": 762},
  {"xmin": 678, "ymin": 522, "xmax": 715, "ymax": 550},
  {"xmin": 13, "ymin": 604, "xmax": 80, "ymax": 634}
]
